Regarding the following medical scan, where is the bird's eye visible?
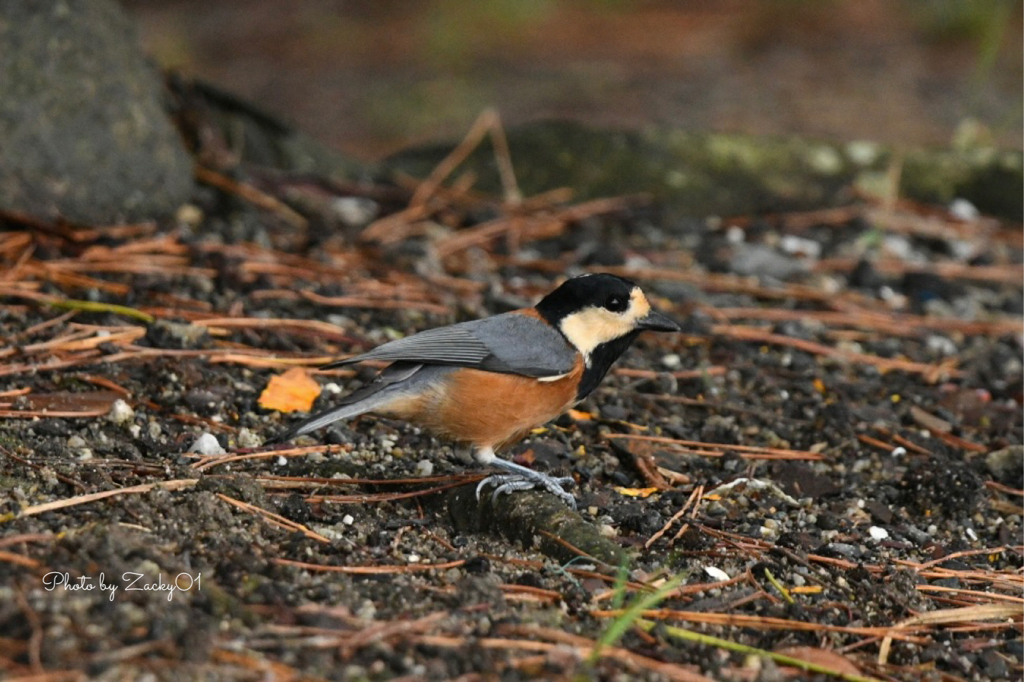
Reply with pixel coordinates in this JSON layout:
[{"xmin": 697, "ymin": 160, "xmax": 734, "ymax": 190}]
[{"xmin": 604, "ymin": 295, "xmax": 627, "ymax": 312}]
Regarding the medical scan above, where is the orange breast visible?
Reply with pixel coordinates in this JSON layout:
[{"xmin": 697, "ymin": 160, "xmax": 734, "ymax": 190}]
[{"xmin": 380, "ymin": 360, "xmax": 583, "ymax": 451}]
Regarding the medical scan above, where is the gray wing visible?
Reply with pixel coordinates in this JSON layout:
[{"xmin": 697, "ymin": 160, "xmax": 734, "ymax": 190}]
[{"xmin": 322, "ymin": 312, "xmax": 576, "ymax": 377}]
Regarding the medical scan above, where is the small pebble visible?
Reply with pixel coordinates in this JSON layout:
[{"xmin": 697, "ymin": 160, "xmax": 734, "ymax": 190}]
[
  {"xmin": 331, "ymin": 197, "xmax": 378, "ymax": 226},
  {"xmin": 661, "ymin": 353, "xmax": 682, "ymax": 369},
  {"xmin": 704, "ymin": 566, "xmax": 730, "ymax": 581},
  {"xmin": 107, "ymin": 399, "xmax": 135, "ymax": 426},
  {"xmin": 926, "ymin": 335, "xmax": 958, "ymax": 356},
  {"xmin": 948, "ymin": 197, "xmax": 979, "ymax": 221},
  {"xmin": 415, "ymin": 459, "xmax": 434, "ymax": 476},
  {"xmin": 356, "ymin": 600, "xmax": 376, "ymax": 622},
  {"xmin": 343, "ymin": 514, "xmax": 355, "ymax": 525},
  {"xmin": 175, "ymin": 203, "xmax": 203, "ymax": 227},
  {"xmin": 779, "ymin": 234, "xmax": 822, "ymax": 259},
  {"xmin": 189, "ymin": 433, "xmax": 226, "ymax": 456},
  {"xmin": 236, "ymin": 427, "xmax": 262, "ymax": 449},
  {"xmin": 868, "ymin": 526, "xmax": 889, "ymax": 541}
]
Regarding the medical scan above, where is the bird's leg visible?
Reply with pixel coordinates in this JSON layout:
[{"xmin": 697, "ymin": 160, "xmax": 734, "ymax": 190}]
[{"xmin": 473, "ymin": 447, "xmax": 576, "ymax": 509}]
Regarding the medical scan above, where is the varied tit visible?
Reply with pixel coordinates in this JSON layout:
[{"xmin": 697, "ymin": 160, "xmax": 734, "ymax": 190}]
[{"xmin": 273, "ymin": 273, "xmax": 680, "ymax": 508}]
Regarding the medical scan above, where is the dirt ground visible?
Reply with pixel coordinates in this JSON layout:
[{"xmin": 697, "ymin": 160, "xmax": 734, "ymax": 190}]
[{"xmin": 1, "ymin": 140, "xmax": 1021, "ymax": 681}]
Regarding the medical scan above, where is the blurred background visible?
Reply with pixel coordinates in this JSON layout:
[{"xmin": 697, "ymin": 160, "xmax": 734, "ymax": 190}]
[{"xmin": 126, "ymin": 0, "xmax": 1022, "ymax": 160}]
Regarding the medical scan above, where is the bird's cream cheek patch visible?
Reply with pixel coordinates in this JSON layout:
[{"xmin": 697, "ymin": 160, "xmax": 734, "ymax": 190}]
[
  {"xmin": 559, "ymin": 308, "xmax": 633, "ymax": 359},
  {"xmin": 557, "ymin": 288, "xmax": 651, "ymax": 360}
]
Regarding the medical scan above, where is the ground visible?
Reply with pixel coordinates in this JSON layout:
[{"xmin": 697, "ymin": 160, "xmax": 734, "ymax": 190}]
[{"xmin": 0, "ymin": 146, "xmax": 1021, "ymax": 680}]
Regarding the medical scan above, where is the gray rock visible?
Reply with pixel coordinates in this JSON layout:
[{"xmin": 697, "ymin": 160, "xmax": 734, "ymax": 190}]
[{"xmin": 0, "ymin": 0, "xmax": 193, "ymax": 223}]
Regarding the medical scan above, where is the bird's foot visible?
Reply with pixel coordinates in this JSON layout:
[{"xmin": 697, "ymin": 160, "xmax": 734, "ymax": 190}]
[{"xmin": 475, "ymin": 459, "xmax": 576, "ymax": 509}]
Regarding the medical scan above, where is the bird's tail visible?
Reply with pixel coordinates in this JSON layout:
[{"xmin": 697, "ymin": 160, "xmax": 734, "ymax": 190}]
[
  {"xmin": 272, "ymin": 395, "xmax": 376, "ymax": 444},
  {"xmin": 268, "ymin": 362, "xmax": 431, "ymax": 444}
]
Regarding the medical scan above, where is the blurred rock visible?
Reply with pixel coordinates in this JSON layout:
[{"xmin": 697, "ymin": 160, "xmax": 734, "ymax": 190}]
[{"xmin": 0, "ymin": 0, "xmax": 194, "ymax": 224}]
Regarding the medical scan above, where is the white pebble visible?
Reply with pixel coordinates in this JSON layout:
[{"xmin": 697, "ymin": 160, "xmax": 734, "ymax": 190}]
[
  {"xmin": 343, "ymin": 514, "xmax": 355, "ymax": 525},
  {"xmin": 356, "ymin": 600, "xmax": 376, "ymax": 622},
  {"xmin": 407, "ymin": 554, "xmax": 421, "ymax": 563},
  {"xmin": 276, "ymin": 456, "xmax": 287, "ymax": 466},
  {"xmin": 965, "ymin": 527, "xmax": 978, "ymax": 541},
  {"xmin": 882, "ymin": 235, "xmax": 914, "ymax": 260},
  {"xmin": 189, "ymin": 433, "xmax": 226, "ymax": 456},
  {"xmin": 779, "ymin": 235, "xmax": 822, "ymax": 259},
  {"xmin": 415, "ymin": 459, "xmax": 434, "ymax": 477},
  {"xmin": 107, "ymin": 399, "xmax": 135, "ymax": 426},
  {"xmin": 948, "ymin": 197, "xmax": 979, "ymax": 221},
  {"xmin": 704, "ymin": 566, "xmax": 730, "ymax": 581},
  {"xmin": 331, "ymin": 197, "xmax": 378, "ymax": 226},
  {"xmin": 890, "ymin": 446, "xmax": 907, "ymax": 457},
  {"xmin": 926, "ymin": 335, "xmax": 958, "ymax": 357},
  {"xmin": 661, "ymin": 353, "xmax": 682, "ymax": 369},
  {"xmin": 868, "ymin": 526, "xmax": 889, "ymax": 541},
  {"xmin": 236, "ymin": 427, "xmax": 262, "ymax": 449}
]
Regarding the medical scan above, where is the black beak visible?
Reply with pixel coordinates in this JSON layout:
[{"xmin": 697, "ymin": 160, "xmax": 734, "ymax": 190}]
[{"xmin": 637, "ymin": 309, "xmax": 681, "ymax": 332}]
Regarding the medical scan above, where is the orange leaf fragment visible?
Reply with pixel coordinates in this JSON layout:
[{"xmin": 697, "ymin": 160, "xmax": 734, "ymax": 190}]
[
  {"xmin": 259, "ymin": 368, "xmax": 321, "ymax": 413},
  {"xmin": 614, "ymin": 486, "xmax": 660, "ymax": 498},
  {"xmin": 568, "ymin": 409, "xmax": 593, "ymax": 421},
  {"xmin": 790, "ymin": 585, "xmax": 823, "ymax": 594}
]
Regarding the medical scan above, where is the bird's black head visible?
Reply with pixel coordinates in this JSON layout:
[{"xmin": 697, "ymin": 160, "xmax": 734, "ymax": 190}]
[
  {"xmin": 536, "ymin": 273, "xmax": 681, "ymax": 400},
  {"xmin": 535, "ymin": 273, "xmax": 638, "ymax": 325}
]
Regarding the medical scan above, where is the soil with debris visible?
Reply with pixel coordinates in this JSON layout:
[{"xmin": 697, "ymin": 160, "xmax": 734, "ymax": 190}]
[{"xmin": 1, "ymin": 153, "xmax": 1022, "ymax": 680}]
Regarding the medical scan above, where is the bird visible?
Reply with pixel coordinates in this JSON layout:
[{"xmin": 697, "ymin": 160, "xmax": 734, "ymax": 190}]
[{"xmin": 272, "ymin": 273, "xmax": 681, "ymax": 508}]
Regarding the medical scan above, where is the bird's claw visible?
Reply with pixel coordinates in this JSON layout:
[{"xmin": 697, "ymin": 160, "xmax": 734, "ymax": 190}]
[{"xmin": 475, "ymin": 472, "xmax": 577, "ymax": 509}]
